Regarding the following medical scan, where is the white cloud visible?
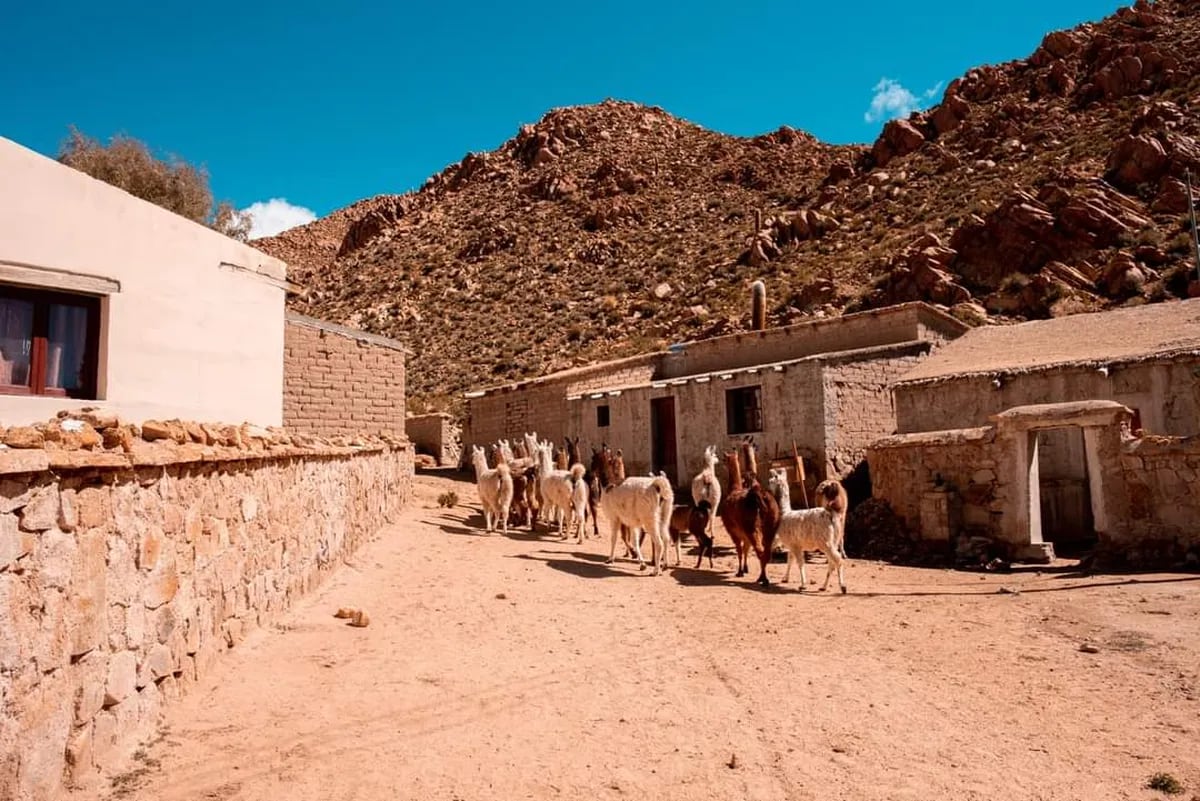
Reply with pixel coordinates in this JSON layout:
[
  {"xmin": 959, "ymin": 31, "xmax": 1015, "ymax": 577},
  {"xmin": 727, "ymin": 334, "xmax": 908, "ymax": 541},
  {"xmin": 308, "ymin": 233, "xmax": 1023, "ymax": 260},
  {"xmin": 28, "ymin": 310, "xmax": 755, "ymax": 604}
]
[
  {"xmin": 864, "ymin": 78, "xmax": 945, "ymax": 124},
  {"xmin": 238, "ymin": 198, "xmax": 318, "ymax": 239}
]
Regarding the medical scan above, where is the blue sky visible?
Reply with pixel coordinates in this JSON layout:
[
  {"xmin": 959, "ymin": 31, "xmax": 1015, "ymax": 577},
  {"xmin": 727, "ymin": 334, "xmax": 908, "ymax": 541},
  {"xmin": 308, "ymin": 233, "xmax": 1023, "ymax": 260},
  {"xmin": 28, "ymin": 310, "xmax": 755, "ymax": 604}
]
[{"xmin": 3, "ymin": 0, "xmax": 1122, "ymax": 236}]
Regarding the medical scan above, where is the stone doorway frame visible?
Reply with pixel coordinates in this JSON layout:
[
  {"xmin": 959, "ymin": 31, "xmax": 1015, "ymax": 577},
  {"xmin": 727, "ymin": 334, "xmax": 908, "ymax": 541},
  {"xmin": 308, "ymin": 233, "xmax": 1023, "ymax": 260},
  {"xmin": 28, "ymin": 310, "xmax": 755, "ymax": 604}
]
[{"xmin": 991, "ymin": 401, "xmax": 1131, "ymax": 561}]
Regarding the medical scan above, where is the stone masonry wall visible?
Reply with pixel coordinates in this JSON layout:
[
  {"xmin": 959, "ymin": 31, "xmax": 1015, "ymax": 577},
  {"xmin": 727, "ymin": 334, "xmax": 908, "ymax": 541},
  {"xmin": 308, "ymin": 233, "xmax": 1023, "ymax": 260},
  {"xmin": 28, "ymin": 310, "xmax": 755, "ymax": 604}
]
[
  {"xmin": 868, "ymin": 427, "xmax": 1003, "ymax": 546},
  {"xmin": 283, "ymin": 313, "xmax": 408, "ymax": 438},
  {"xmin": 0, "ymin": 422, "xmax": 413, "ymax": 801},
  {"xmin": 1116, "ymin": 433, "xmax": 1200, "ymax": 565}
]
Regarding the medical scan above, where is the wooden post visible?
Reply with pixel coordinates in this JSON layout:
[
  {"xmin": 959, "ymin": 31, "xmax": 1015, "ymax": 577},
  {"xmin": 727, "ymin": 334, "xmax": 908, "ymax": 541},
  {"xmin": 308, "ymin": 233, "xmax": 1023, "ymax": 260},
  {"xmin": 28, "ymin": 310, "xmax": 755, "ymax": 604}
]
[{"xmin": 792, "ymin": 441, "xmax": 809, "ymax": 508}]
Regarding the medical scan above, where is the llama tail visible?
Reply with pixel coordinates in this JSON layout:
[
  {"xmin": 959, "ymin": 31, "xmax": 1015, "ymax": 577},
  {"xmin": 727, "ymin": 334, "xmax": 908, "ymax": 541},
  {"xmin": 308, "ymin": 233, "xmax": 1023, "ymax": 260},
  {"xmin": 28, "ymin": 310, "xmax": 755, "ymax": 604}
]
[
  {"xmin": 569, "ymin": 463, "xmax": 586, "ymax": 482},
  {"xmin": 651, "ymin": 474, "xmax": 674, "ymax": 531}
]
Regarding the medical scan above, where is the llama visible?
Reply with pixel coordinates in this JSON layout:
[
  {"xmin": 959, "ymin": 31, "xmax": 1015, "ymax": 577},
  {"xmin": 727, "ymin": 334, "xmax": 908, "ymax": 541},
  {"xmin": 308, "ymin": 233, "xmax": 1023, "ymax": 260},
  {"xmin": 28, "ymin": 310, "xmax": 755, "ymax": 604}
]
[
  {"xmin": 601, "ymin": 473, "xmax": 674, "ymax": 575},
  {"xmin": 767, "ymin": 468, "xmax": 846, "ymax": 593},
  {"xmin": 509, "ymin": 466, "xmax": 540, "ymax": 529},
  {"xmin": 669, "ymin": 501, "xmax": 715, "ymax": 568},
  {"xmin": 718, "ymin": 448, "xmax": 781, "ymax": 586},
  {"xmin": 568, "ymin": 465, "xmax": 590, "ymax": 543},
  {"xmin": 471, "ymin": 445, "xmax": 513, "ymax": 535},
  {"xmin": 536, "ymin": 443, "xmax": 583, "ymax": 539},
  {"xmin": 690, "ymin": 445, "xmax": 722, "ymax": 540},
  {"xmin": 816, "ymin": 478, "xmax": 849, "ymax": 558}
]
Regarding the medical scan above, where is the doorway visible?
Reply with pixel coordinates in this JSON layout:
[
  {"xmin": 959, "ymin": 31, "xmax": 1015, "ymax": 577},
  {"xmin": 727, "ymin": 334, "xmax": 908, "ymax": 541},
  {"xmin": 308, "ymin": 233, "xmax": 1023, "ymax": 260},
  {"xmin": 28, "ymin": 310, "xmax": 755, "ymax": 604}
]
[
  {"xmin": 650, "ymin": 396, "xmax": 678, "ymax": 487},
  {"xmin": 1036, "ymin": 427, "xmax": 1096, "ymax": 556}
]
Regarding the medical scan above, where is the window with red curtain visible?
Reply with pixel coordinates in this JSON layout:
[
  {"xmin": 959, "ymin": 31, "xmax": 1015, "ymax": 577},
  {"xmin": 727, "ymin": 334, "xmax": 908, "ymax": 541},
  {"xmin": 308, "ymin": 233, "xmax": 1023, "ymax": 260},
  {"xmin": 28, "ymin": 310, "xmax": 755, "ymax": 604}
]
[{"xmin": 0, "ymin": 284, "xmax": 100, "ymax": 399}]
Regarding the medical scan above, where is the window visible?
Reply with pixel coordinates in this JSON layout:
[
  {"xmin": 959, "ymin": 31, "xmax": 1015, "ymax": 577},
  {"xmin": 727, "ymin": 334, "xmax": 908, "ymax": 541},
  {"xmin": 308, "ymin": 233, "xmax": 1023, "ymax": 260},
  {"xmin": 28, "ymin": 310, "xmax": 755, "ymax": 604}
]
[
  {"xmin": 596, "ymin": 404, "xmax": 610, "ymax": 428},
  {"xmin": 726, "ymin": 385, "xmax": 763, "ymax": 435},
  {"xmin": 0, "ymin": 285, "xmax": 100, "ymax": 399}
]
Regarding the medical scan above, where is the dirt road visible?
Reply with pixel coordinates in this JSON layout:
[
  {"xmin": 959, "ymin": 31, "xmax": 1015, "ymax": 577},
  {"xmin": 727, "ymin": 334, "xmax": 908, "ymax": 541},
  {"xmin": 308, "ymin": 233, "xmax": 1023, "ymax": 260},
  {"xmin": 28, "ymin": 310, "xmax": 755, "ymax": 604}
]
[{"xmin": 108, "ymin": 473, "xmax": 1200, "ymax": 801}]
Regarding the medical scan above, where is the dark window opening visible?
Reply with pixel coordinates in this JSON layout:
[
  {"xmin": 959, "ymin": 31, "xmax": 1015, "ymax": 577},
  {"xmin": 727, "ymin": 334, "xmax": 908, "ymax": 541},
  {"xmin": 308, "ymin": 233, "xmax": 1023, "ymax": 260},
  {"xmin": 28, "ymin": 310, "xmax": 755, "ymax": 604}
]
[
  {"xmin": 726, "ymin": 386, "xmax": 763, "ymax": 435},
  {"xmin": 1129, "ymin": 407, "xmax": 1143, "ymax": 434},
  {"xmin": 0, "ymin": 285, "xmax": 101, "ymax": 399},
  {"xmin": 596, "ymin": 404, "xmax": 610, "ymax": 428}
]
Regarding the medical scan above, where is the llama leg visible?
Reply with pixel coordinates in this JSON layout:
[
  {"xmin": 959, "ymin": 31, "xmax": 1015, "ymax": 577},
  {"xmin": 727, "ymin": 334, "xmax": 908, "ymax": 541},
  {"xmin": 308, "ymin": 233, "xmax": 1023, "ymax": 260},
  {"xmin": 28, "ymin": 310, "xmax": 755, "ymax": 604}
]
[
  {"xmin": 783, "ymin": 550, "xmax": 793, "ymax": 583},
  {"xmin": 649, "ymin": 527, "xmax": 661, "ymax": 577},
  {"xmin": 798, "ymin": 558, "xmax": 809, "ymax": 592},
  {"xmin": 820, "ymin": 548, "xmax": 833, "ymax": 592},
  {"xmin": 607, "ymin": 520, "xmax": 620, "ymax": 564},
  {"xmin": 824, "ymin": 547, "xmax": 846, "ymax": 594},
  {"xmin": 632, "ymin": 527, "xmax": 647, "ymax": 571}
]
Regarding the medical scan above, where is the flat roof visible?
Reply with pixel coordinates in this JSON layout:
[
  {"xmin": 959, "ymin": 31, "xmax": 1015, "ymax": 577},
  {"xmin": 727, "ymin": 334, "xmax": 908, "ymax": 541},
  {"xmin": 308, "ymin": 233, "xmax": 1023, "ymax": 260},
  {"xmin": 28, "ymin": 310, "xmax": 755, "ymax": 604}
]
[
  {"xmin": 466, "ymin": 301, "xmax": 963, "ymax": 398},
  {"xmin": 566, "ymin": 340, "xmax": 934, "ymax": 400},
  {"xmin": 897, "ymin": 299, "xmax": 1200, "ymax": 386}
]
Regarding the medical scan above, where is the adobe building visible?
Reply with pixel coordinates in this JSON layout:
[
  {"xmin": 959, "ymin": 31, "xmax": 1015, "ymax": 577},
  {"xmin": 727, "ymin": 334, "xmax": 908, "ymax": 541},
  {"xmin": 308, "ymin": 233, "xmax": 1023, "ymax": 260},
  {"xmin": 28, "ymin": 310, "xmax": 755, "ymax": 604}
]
[
  {"xmin": 869, "ymin": 299, "xmax": 1200, "ymax": 565},
  {"xmin": 465, "ymin": 302, "xmax": 969, "ymax": 494}
]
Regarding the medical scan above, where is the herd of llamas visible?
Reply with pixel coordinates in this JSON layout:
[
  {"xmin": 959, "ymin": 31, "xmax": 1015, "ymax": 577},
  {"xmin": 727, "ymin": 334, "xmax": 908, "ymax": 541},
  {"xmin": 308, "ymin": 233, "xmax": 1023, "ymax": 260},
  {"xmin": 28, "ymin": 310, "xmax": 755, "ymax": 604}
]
[{"xmin": 469, "ymin": 433, "xmax": 850, "ymax": 592}]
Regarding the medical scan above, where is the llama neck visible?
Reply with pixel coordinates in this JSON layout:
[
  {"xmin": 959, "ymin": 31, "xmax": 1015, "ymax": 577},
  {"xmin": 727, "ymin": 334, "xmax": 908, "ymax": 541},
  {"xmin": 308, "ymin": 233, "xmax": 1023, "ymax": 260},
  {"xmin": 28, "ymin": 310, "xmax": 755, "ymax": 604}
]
[{"xmin": 775, "ymin": 482, "xmax": 793, "ymax": 512}]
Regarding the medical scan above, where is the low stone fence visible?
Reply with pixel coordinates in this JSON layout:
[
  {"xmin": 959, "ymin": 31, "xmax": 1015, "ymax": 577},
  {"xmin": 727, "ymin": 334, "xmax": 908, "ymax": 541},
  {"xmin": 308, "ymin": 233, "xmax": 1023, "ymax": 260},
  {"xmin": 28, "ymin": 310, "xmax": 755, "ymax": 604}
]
[
  {"xmin": 866, "ymin": 425, "xmax": 1002, "ymax": 552},
  {"xmin": 868, "ymin": 401, "xmax": 1200, "ymax": 568},
  {"xmin": 0, "ymin": 412, "xmax": 413, "ymax": 800},
  {"xmin": 1117, "ymin": 433, "xmax": 1200, "ymax": 566}
]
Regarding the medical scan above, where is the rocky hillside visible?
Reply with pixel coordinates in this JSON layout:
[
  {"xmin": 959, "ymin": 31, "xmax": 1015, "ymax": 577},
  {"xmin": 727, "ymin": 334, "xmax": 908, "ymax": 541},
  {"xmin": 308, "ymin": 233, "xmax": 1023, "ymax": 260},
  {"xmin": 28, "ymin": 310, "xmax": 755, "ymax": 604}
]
[{"xmin": 258, "ymin": 0, "xmax": 1200, "ymax": 411}]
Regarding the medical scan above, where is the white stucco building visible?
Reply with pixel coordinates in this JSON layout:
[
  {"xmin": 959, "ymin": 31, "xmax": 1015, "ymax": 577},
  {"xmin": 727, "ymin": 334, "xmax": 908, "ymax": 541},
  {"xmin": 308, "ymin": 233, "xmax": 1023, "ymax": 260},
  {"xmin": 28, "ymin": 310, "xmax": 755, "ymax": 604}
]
[{"xmin": 0, "ymin": 136, "xmax": 291, "ymax": 426}]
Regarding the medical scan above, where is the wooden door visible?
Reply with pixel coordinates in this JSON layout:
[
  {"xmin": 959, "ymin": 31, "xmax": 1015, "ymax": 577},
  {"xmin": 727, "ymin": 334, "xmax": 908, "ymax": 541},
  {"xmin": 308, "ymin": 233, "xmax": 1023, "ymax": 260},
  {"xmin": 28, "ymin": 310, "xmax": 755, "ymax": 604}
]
[{"xmin": 650, "ymin": 396, "xmax": 678, "ymax": 487}]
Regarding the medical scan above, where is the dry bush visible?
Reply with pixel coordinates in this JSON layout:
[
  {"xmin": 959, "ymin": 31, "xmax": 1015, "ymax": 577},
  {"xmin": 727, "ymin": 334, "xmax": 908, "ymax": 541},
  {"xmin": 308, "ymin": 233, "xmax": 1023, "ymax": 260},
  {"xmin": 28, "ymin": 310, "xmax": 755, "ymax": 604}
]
[{"xmin": 58, "ymin": 127, "xmax": 251, "ymax": 241}]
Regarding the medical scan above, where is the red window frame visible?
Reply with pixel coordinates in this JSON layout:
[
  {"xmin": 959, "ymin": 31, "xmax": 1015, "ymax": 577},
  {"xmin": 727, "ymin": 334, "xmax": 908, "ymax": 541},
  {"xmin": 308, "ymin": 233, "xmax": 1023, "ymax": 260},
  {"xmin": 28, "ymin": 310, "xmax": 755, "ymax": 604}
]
[{"xmin": 0, "ymin": 284, "xmax": 101, "ymax": 400}]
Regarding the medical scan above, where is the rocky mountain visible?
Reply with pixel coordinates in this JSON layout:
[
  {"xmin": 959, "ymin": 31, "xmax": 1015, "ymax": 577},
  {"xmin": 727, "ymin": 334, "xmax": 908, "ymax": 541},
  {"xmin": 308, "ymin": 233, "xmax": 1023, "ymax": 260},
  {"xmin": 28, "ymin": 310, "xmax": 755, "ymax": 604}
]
[{"xmin": 257, "ymin": 0, "xmax": 1200, "ymax": 412}]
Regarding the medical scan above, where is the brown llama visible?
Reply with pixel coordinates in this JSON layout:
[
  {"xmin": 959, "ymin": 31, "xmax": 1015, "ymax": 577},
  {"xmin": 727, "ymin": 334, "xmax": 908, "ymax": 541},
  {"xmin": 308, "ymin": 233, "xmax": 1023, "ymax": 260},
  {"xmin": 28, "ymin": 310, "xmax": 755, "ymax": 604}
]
[{"xmin": 719, "ymin": 445, "xmax": 782, "ymax": 586}]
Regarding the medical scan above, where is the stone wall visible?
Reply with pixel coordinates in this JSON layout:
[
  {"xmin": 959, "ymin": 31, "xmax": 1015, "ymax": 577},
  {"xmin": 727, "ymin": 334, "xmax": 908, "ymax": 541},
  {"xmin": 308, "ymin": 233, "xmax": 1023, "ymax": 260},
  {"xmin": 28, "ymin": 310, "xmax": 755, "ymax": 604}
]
[
  {"xmin": 1115, "ymin": 434, "xmax": 1200, "ymax": 565},
  {"xmin": 0, "ymin": 416, "xmax": 413, "ymax": 801},
  {"xmin": 867, "ymin": 426, "xmax": 1003, "ymax": 549},
  {"xmin": 283, "ymin": 313, "xmax": 408, "ymax": 438},
  {"xmin": 406, "ymin": 413, "xmax": 461, "ymax": 466},
  {"xmin": 869, "ymin": 401, "xmax": 1200, "ymax": 567}
]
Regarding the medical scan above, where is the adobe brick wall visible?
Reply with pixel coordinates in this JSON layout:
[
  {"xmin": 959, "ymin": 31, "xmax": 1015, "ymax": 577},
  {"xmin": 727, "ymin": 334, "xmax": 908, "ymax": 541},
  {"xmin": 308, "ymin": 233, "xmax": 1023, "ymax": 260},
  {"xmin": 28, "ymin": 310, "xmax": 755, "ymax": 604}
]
[
  {"xmin": 823, "ymin": 352, "xmax": 928, "ymax": 479},
  {"xmin": 0, "ymin": 437, "xmax": 412, "ymax": 801},
  {"xmin": 894, "ymin": 358, "xmax": 1200, "ymax": 437},
  {"xmin": 283, "ymin": 314, "xmax": 407, "ymax": 438},
  {"xmin": 406, "ymin": 413, "xmax": 461, "ymax": 466}
]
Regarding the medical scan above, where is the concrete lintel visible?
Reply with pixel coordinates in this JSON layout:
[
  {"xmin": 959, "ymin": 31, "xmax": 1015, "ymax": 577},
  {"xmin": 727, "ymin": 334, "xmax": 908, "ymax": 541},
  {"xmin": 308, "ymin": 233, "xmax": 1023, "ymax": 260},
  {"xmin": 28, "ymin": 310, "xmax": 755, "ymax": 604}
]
[
  {"xmin": 989, "ymin": 400, "xmax": 1132, "ymax": 432},
  {"xmin": 868, "ymin": 426, "xmax": 994, "ymax": 451}
]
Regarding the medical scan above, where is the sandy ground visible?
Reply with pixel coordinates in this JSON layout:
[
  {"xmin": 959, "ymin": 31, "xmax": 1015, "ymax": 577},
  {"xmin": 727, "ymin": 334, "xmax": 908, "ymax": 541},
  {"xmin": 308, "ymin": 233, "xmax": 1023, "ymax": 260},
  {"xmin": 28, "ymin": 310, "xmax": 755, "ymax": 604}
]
[{"xmin": 103, "ymin": 472, "xmax": 1200, "ymax": 801}]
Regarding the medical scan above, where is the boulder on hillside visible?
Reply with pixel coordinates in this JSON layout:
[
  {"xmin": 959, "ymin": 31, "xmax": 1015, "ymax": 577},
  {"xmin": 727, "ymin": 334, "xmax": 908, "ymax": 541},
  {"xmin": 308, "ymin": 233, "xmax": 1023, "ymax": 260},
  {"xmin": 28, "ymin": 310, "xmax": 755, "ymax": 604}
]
[
  {"xmin": 950, "ymin": 180, "xmax": 1154, "ymax": 289},
  {"xmin": 872, "ymin": 119, "xmax": 927, "ymax": 167},
  {"xmin": 336, "ymin": 197, "xmax": 411, "ymax": 258},
  {"xmin": 1105, "ymin": 134, "xmax": 1169, "ymax": 191}
]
